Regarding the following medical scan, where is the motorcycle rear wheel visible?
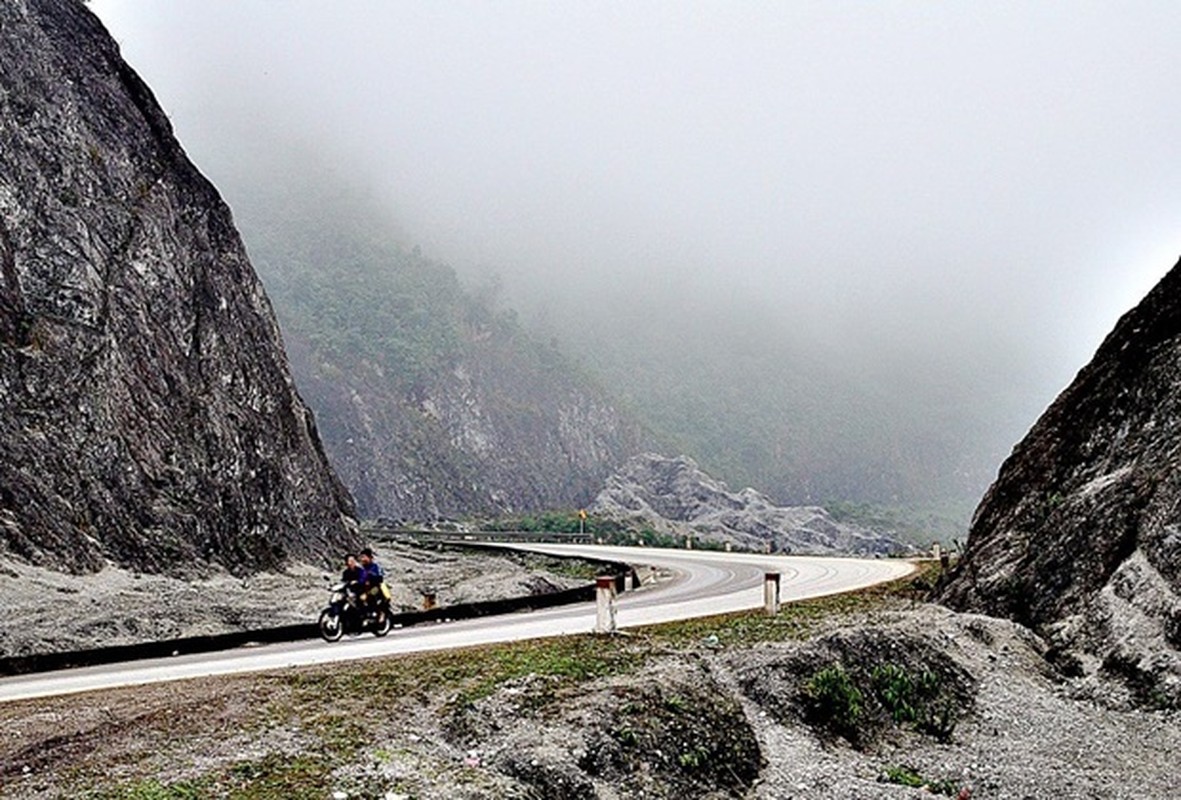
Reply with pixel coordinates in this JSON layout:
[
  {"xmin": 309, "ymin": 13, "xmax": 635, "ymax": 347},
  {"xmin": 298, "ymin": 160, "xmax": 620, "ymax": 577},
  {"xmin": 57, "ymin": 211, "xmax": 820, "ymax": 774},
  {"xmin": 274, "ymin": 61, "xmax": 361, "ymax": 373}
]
[
  {"xmin": 373, "ymin": 611, "xmax": 392, "ymax": 637},
  {"xmin": 318, "ymin": 609, "xmax": 344, "ymax": 642}
]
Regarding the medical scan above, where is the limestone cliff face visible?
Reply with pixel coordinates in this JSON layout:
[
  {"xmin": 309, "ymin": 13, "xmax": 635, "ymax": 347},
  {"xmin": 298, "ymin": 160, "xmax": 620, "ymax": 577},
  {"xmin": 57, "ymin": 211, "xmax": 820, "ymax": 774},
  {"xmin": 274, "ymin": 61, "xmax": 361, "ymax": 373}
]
[
  {"xmin": 592, "ymin": 454, "xmax": 902, "ymax": 554},
  {"xmin": 940, "ymin": 260, "xmax": 1181, "ymax": 705},
  {"xmin": 0, "ymin": 0, "xmax": 356, "ymax": 573},
  {"xmin": 285, "ymin": 327, "xmax": 650, "ymax": 522}
]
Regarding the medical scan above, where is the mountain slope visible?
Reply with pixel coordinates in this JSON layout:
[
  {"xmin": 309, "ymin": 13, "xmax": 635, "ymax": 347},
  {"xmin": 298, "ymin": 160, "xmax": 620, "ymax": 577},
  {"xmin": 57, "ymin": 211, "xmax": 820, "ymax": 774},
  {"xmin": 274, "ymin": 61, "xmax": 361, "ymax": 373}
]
[
  {"xmin": 0, "ymin": 0, "xmax": 356, "ymax": 574},
  {"xmin": 939, "ymin": 258, "xmax": 1181, "ymax": 706},
  {"xmin": 538, "ymin": 290, "xmax": 992, "ymax": 537},
  {"xmin": 223, "ymin": 172, "xmax": 652, "ymax": 521}
]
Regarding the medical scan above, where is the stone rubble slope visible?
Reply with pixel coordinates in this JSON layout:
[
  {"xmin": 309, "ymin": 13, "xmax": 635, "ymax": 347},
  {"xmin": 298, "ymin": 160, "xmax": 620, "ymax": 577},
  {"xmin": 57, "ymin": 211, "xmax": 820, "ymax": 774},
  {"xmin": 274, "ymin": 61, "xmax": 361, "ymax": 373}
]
[{"xmin": 592, "ymin": 453, "xmax": 903, "ymax": 554}]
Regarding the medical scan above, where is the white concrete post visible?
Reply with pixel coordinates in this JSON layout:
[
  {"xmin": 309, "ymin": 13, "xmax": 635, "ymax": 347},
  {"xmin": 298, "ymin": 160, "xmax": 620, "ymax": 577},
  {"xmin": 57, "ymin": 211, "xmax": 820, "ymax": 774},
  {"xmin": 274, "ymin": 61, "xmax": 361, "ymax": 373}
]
[
  {"xmin": 764, "ymin": 572, "xmax": 781, "ymax": 616},
  {"xmin": 724, "ymin": 541, "xmax": 732, "ymax": 552},
  {"xmin": 931, "ymin": 542, "xmax": 942, "ymax": 561},
  {"xmin": 686, "ymin": 535, "xmax": 693, "ymax": 550},
  {"xmin": 595, "ymin": 576, "xmax": 617, "ymax": 634}
]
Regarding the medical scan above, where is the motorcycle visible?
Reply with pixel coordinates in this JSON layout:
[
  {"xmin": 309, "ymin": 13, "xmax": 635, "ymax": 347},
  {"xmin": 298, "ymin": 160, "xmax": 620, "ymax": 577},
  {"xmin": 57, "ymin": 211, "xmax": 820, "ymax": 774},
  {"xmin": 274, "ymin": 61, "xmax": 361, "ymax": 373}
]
[{"xmin": 318, "ymin": 579, "xmax": 393, "ymax": 641}]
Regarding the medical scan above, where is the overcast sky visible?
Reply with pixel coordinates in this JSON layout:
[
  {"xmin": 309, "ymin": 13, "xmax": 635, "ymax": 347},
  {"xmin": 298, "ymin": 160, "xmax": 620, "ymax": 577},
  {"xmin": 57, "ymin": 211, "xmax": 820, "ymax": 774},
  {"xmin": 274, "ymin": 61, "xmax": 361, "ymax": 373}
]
[{"xmin": 89, "ymin": 1, "xmax": 1180, "ymax": 432}]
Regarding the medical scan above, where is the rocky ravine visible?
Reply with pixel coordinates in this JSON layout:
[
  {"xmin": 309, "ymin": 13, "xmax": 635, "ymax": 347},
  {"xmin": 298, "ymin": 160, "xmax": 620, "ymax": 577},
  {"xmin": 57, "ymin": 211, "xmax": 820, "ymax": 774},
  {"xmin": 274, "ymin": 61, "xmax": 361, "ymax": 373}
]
[
  {"xmin": 940, "ymin": 258, "xmax": 1181, "ymax": 709},
  {"xmin": 0, "ymin": 0, "xmax": 355, "ymax": 575},
  {"xmin": 593, "ymin": 454, "xmax": 904, "ymax": 554}
]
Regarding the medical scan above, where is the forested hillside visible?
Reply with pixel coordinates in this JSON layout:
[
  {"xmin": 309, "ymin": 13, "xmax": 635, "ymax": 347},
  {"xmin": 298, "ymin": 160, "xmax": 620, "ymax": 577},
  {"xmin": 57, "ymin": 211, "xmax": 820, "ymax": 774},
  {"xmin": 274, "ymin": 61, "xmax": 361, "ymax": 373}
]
[{"xmin": 227, "ymin": 170, "xmax": 651, "ymax": 521}]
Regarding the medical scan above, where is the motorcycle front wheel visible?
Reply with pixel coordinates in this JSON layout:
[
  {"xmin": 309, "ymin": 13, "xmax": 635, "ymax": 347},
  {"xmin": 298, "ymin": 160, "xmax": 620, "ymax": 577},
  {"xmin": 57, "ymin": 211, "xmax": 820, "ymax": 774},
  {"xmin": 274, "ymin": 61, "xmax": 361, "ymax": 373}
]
[{"xmin": 318, "ymin": 608, "xmax": 344, "ymax": 642}]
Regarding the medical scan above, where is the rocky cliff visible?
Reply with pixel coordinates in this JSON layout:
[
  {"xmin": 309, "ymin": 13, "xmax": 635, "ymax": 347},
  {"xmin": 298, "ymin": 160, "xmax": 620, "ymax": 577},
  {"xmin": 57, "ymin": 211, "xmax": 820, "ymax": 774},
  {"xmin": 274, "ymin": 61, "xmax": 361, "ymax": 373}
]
[
  {"xmin": 0, "ymin": 0, "xmax": 356, "ymax": 574},
  {"xmin": 940, "ymin": 260, "xmax": 1181, "ymax": 706},
  {"xmin": 592, "ymin": 454, "xmax": 902, "ymax": 554},
  {"xmin": 289, "ymin": 331, "xmax": 650, "ymax": 521}
]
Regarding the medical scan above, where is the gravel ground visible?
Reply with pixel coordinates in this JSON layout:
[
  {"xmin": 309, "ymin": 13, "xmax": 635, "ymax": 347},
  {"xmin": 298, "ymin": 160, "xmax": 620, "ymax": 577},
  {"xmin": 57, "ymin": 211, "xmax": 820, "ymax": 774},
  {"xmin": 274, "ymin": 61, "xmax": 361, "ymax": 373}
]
[{"xmin": 0, "ymin": 541, "xmax": 597, "ymax": 657}]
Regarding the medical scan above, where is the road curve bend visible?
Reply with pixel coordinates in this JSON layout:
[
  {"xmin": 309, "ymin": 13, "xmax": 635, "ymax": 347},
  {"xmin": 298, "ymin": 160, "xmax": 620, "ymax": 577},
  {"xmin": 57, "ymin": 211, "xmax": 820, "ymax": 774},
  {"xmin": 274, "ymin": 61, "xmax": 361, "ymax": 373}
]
[{"xmin": 0, "ymin": 547, "xmax": 914, "ymax": 703}]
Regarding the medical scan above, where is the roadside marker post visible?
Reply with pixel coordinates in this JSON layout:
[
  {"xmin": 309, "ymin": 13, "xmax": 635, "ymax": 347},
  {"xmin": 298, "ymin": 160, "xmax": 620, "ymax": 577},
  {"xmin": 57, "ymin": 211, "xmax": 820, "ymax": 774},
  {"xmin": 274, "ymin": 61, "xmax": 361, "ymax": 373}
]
[
  {"xmin": 595, "ymin": 575, "xmax": 617, "ymax": 634},
  {"xmin": 764, "ymin": 572, "xmax": 781, "ymax": 616}
]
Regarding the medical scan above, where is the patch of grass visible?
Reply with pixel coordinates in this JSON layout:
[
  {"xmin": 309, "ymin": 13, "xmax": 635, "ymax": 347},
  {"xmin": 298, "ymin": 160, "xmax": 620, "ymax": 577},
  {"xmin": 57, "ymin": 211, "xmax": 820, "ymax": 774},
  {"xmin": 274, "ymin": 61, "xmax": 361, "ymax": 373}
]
[
  {"xmin": 797, "ymin": 656, "xmax": 964, "ymax": 746},
  {"xmin": 871, "ymin": 663, "xmax": 941, "ymax": 724},
  {"xmin": 281, "ymin": 632, "xmax": 644, "ymax": 730},
  {"xmin": 880, "ymin": 764, "xmax": 962, "ymax": 796},
  {"xmin": 635, "ymin": 561, "xmax": 933, "ymax": 650},
  {"xmin": 85, "ymin": 781, "xmax": 208, "ymax": 800},
  {"xmin": 86, "ymin": 754, "xmax": 332, "ymax": 800},
  {"xmin": 520, "ymin": 553, "xmax": 602, "ymax": 582},
  {"xmin": 881, "ymin": 764, "xmax": 924, "ymax": 787}
]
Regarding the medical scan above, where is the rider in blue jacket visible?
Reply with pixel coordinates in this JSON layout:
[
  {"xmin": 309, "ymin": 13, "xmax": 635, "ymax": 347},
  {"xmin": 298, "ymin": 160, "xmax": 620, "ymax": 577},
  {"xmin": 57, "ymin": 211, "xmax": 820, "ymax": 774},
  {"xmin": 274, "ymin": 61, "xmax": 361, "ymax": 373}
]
[{"xmin": 357, "ymin": 547, "xmax": 387, "ymax": 619}]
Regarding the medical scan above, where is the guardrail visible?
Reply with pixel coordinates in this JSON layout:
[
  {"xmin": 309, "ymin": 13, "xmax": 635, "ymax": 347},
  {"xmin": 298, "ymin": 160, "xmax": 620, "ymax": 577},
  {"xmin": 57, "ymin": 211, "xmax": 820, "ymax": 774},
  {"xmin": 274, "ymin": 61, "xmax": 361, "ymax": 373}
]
[
  {"xmin": 0, "ymin": 545, "xmax": 633, "ymax": 678},
  {"xmin": 363, "ymin": 528, "xmax": 596, "ymax": 545}
]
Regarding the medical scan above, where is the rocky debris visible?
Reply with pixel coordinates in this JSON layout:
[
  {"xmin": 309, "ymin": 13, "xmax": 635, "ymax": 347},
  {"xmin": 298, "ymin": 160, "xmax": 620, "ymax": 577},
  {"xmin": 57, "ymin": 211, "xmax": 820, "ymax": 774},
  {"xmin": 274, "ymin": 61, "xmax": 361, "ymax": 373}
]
[
  {"xmin": 939, "ymin": 259, "xmax": 1181, "ymax": 708},
  {"xmin": 592, "ymin": 454, "xmax": 903, "ymax": 554},
  {"xmin": 735, "ymin": 625, "xmax": 976, "ymax": 749},
  {"xmin": 0, "ymin": 543, "xmax": 592, "ymax": 657},
  {"xmin": 442, "ymin": 662, "xmax": 763, "ymax": 799},
  {"xmin": 732, "ymin": 605, "xmax": 1181, "ymax": 799},
  {"xmin": 0, "ymin": 0, "xmax": 355, "ymax": 575}
]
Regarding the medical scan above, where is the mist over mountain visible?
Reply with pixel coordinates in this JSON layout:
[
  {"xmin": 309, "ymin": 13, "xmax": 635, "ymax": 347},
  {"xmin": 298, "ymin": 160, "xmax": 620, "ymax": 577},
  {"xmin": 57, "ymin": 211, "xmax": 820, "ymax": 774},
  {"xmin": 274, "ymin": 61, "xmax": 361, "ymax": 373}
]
[
  {"xmin": 527, "ymin": 284, "xmax": 1009, "ymax": 517},
  {"xmin": 85, "ymin": 2, "xmax": 1181, "ymax": 536},
  {"xmin": 219, "ymin": 161, "xmax": 652, "ymax": 521},
  {"xmin": 205, "ymin": 149, "xmax": 995, "ymax": 536}
]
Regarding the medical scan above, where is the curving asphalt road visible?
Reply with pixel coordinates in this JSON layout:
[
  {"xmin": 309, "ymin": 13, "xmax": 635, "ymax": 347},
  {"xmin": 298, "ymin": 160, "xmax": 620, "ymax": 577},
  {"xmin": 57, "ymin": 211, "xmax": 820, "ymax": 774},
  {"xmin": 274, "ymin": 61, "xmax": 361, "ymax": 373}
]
[{"xmin": 0, "ymin": 546, "xmax": 913, "ymax": 703}]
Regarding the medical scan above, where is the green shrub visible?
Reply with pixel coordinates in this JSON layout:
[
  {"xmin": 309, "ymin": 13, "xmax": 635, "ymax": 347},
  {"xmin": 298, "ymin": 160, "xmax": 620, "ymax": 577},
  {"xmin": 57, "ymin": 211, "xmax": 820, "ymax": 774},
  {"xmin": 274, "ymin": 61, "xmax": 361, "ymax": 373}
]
[{"xmin": 804, "ymin": 665, "xmax": 863, "ymax": 740}]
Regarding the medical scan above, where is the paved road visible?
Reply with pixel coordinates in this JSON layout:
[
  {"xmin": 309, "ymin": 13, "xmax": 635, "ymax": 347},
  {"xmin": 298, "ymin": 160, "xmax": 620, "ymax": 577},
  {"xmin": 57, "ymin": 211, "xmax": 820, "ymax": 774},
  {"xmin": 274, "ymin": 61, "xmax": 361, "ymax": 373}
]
[{"xmin": 0, "ymin": 546, "xmax": 913, "ymax": 703}]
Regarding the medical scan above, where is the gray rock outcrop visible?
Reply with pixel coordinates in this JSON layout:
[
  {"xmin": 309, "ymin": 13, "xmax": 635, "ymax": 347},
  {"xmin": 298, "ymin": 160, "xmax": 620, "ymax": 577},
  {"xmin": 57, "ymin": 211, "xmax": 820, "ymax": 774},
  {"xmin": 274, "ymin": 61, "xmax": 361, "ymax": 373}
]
[
  {"xmin": 940, "ymin": 259, "xmax": 1181, "ymax": 707},
  {"xmin": 592, "ymin": 454, "xmax": 902, "ymax": 554},
  {"xmin": 0, "ymin": 0, "xmax": 356, "ymax": 574}
]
